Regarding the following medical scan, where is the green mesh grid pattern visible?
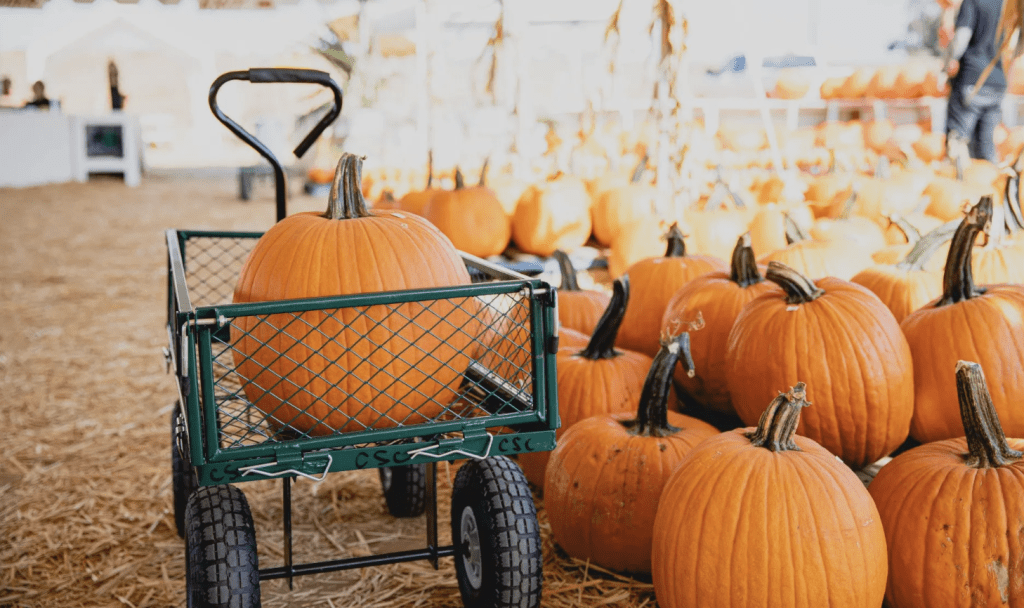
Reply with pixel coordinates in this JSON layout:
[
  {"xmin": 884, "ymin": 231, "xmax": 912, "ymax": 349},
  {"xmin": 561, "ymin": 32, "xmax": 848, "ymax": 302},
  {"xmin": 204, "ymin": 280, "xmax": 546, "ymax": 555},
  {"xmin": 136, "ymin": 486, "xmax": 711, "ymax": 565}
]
[
  {"xmin": 209, "ymin": 290, "xmax": 535, "ymax": 449},
  {"xmin": 183, "ymin": 236, "xmax": 258, "ymax": 308}
]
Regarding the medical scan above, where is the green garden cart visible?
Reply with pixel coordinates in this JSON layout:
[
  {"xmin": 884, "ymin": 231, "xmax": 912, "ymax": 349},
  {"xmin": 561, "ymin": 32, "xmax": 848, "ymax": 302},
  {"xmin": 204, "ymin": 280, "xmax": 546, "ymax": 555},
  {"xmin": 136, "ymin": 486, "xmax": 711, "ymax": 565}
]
[{"xmin": 167, "ymin": 68, "xmax": 559, "ymax": 608}]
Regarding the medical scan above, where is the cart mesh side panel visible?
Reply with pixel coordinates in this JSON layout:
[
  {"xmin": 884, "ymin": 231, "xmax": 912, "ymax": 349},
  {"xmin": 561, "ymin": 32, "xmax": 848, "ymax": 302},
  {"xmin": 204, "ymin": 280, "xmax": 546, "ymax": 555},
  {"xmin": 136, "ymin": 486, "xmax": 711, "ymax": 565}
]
[
  {"xmin": 183, "ymin": 236, "xmax": 258, "ymax": 308},
  {"xmin": 212, "ymin": 291, "xmax": 534, "ymax": 450}
]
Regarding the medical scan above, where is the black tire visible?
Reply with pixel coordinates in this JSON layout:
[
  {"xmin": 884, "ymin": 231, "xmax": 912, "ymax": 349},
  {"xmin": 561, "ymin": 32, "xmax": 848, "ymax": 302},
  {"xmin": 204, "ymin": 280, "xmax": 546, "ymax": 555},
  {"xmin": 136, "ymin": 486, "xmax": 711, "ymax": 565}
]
[
  {"xmin": 378, "ymin": 463, "xmax": 427, "ymax": 518},
  {"xmin": 172, "ymin": 402, "xmax": 198, "ymax": 538},
  {"xmin": 451, "ymin": 456, "xmax": 542, "ymax": 608},
  {"xmin": 185, "ymin": 485, "xmax": 261, "ymax": 608}
]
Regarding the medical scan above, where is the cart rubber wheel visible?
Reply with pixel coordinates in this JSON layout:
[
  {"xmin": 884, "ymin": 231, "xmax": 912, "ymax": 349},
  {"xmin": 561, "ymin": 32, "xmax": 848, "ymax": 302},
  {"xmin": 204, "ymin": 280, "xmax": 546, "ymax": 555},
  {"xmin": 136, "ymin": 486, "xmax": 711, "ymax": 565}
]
[
  {"xmin": 451, "ymin": 456, "xmax": 542, "ymax": 608},
  {"xmin": 185, "ymin": 485, "xmax": 261, "ymax": 608},
  {"xmin": 379, "ymin": 463, "xmax": 427, "ymax": 517},
  {"xmin": 172, "ymin": 402, "xmax": 198, "ymax": 538}
]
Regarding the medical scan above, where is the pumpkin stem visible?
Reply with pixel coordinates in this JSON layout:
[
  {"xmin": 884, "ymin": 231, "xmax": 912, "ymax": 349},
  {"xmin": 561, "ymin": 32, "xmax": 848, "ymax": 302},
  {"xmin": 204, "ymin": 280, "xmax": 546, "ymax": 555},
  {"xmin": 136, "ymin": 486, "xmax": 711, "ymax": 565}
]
[
  {"xmin": 838, "ymin": 184, "xmax": 858, "ymax": 220},
  {"xmin": 427, "ymin": 149, "xmax": 434, "ymax": 188},
  {"xmin": 936, "ymin": 197, "xmax": 991, "ymax": 307},
  {"xmin": 579, "ymin": 276, "xmax": 629, "ymax": 360},
  {"xmin": 630, "ymin": 154, "xmax": 649, "ymax": 184},
  {"xmin": 895, "ymin": 220, "xmax": 959, "ymax": 271},
  {"xmin": 783, "ymin": 212, "xmax": 810, "ymax": 244},
  {"xmin": 1004, "ymin": 170, "xmax": 1024, "ymax": 232},
  {"xmin": 887, "ymin": 214, "xmax": 921, "ymax": 245},
  {"xmin": 664, "ymin": 223, "xmax": 687, "ymax": 257},
  {"xmin": 326, "ymin": 153, "xmax": 373, "ymax": 220},
  {"xmin": 625, "ymin": 332, "xmax": 695, "ymax": 437},
  {"xmin": 747, "ymin": 383, "xmax": 809, "ymax": 452},
  {"xmin": 553, "ymin": 250, "xmax": 581, "ymax": 292},
  {"xmin": 479, "ymin": 157, "xmax": 489, "ymax": 187},
  {"xmin": 957, "ymin": 361, "xmax": 1023, "ymax": 468},
  {"xmin": 827, "ymin": 149, "xmax": 836, "ymax": 174},
  {"xmin": 454, "ymin": 167, "xmax": 465, "ymax": 190},
  {"xmin": 876, "ymin": 154, "xmax": 891, "ymax": 180},
  {"xmin": 730, "ymin": 233, "xmax": 764, "ymax": 287},
  {"xmin": 765, "ymin": 261, "xmax": 824, "ymax": 304}
]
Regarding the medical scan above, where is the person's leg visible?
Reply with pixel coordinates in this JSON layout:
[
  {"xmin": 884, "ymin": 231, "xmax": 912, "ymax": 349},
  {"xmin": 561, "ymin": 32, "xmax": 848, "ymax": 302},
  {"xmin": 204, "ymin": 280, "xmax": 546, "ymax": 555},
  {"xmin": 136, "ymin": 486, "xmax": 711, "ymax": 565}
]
[
  {"xmin": 969, "ymin": 88, "xmax": 1002, "ymax": 162},
  {"xmin": 946, "ymin": 84, "xmax": 980, "ymax": 164}
]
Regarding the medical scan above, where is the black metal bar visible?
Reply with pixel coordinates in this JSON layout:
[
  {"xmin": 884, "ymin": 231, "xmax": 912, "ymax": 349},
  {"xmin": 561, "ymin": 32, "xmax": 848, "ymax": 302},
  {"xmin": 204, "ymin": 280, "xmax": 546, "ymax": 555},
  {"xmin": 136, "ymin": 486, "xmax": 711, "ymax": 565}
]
[
  {"xmin": 283, "ymin": 477, "xmax": 293, "ymax": 590},
  {"xmin": 425, "ymin": 462, "xmax": 438, "ymax": 570},
  {"xmin": 259, "ymin": 546, "xmax": 457, "ymax": 580},
  {"xmin": 208, "ymin": 68, "xmax": 344, "ymax": 223}
]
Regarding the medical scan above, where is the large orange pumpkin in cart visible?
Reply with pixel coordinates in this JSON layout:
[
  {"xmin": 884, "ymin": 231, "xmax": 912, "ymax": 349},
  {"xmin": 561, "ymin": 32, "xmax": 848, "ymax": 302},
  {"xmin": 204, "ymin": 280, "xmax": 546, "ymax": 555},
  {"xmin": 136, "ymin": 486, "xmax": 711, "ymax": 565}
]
[{"xmin": 232, "ymin": 154, "xmax": 475, "ymax": 436}]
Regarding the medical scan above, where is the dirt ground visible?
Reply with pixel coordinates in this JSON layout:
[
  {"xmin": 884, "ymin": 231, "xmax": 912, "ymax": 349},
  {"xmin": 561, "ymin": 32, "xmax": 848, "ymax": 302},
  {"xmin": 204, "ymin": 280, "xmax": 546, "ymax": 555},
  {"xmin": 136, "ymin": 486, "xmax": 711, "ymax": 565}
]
[{"xmin": 0, "ymin": 175, "xmax": 656, "ymax": 607}]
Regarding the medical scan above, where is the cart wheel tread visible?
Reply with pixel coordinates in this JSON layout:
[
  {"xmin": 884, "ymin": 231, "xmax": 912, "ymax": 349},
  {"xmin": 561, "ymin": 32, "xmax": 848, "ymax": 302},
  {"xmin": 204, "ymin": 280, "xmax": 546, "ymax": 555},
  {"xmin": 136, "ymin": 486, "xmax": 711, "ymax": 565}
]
[
  {"xmin": 379, "ymin": 463, "xmax": 427, "ymax": 518},
  {"xmin": 451, "ymin": 456, "xmax": 542, "ymax": 608},
  {"xmin": 172, "ymin": 403, "xmax": 198, "ymax": 539},
  {"xmin": 185, "ymin": 485, "xmax": 261, "ymax": 608}
]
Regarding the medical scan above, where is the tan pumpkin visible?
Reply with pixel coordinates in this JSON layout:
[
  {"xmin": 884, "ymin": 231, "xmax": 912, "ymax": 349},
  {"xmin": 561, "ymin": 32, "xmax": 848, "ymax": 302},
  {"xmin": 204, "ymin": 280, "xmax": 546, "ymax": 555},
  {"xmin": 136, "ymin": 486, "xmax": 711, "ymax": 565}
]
[
  {"xmin": 591, "ymin": 156, "xmax": 658, "ymax": 246},
  {"xmin": 232, "ymin": 154, "xmax": 474, "ymax": 435},
  {"xmin": 543, "ymin": 332, "xmax": 717, "ymax": 574},
  {"xmin": 652, "ymin": 383, "xmax": 888, "ymax": 608},
  {"xmin": 770, "ymin": 68, "xmax": 810, "ymax": 99},
  {"xmin": 511, "ymin": 173, "xmax": 592, "ymax": 256},
  {"xmin": 615, "ymin": 224, "xmax": 727, "ymax": 357},
  {"xmin": 727, "ymin": 261, "xmax": 915, "ymax": 468},
  {"xmin": 606, "ymin": 217, "xmax": 670, "ymax": 279},
  {"xmin": 851, "ymin": 220, "xmax": 958, "ymax": 322},
  {"xmin": 759, "ymin": 236, "xmax": 875, "ymax": 280},
  {"xmin": 478, "ymin": 159, "xmax": 529, "ymax": 218}
]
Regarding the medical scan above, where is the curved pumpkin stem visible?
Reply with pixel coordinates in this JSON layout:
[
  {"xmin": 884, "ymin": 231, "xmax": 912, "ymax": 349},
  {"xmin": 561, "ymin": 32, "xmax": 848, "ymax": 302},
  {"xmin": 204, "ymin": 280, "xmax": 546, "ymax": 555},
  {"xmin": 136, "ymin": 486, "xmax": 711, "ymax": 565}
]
[
  {"xmin": 578, "ymin": 276, "xmax": 629, "ymax": 360},
  {"xmin": 887, "ymin": 214, "xmax": 921, "ymax": 245},
  {"xmin": 454, "ymin": 167, "xmax": 465, "ymax": 190},
  {"xmin": 326, "ymin": 153, "xmax": 373, "ymax": 220},
  {"xmin": 1004, "ymin": 170, "xmax": 1024, "ymax": 233},
  {"xmin": 765, "ymin": 261, "xmax": 824, "ymax": 304},
  {"xmin": 747, "ymin": 383, "xmax": 809, "ymax": 452},
  {"xmin": 730, "ymin": 233, "xmax": 764, "ymax": 288},
  {"xmin": 664, "ymin": 223, "xmax": 687, "ymax": 257},
  {"xmin": 552, "ymin": 250, "xmax": 580, "ymax": 292},
  {"xmin": 956, "ymin": 361, "xmax": 1023, "ymax": 468},
  {"xmin": 625, "ymin": 332, "xmax": 695, "ymax": 437},
  {"xmin": 937, "ymin": 197, "xmax": 991, "ymax": 307},
  {"xmin": 478, "ymin": 157, "xmax": 489, "ymax": 187},
  {"xmin": 838, "ymin": 183, "xmax": 858, "ymax": 220},
  {"xmin": 895, "ymin": 220, "xmax": 959, "ymax": 271},
  {"xmin": 783, "ymin": 213, "xmax": 810, "ymax": 244},
  {"xmin": 427, "ymin": 149, "xmax": 434, "ymax": 188},
  {"xmin": 630, "ymin": 154, "xmax": 649, "ymax": 184}
]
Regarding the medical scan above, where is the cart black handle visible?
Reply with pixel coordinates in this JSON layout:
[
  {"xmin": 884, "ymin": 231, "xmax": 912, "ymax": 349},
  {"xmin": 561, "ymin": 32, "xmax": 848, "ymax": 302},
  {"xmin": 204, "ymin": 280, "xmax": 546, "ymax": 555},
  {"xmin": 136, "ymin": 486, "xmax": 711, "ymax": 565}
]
[{"xmin": 208, "ymin": 68, "xmax": 344, "ymax": 222}]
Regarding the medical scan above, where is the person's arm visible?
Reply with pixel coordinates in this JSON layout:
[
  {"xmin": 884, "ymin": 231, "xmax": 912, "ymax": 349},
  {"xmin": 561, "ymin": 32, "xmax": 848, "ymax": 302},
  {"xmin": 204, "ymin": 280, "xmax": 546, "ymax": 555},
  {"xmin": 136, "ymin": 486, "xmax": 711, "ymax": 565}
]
[{"xmin": 946, "ymin": 0, "xmax": 977, "ymax": 76}]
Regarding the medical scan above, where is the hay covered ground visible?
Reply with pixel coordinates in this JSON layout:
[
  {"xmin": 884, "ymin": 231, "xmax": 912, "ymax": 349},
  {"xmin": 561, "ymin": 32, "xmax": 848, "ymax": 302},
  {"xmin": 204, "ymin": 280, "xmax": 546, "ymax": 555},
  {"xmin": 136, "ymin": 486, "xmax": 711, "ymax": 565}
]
[{"xmin": 0, "ymin": 176, "xmax": 656, "ymax": 607}]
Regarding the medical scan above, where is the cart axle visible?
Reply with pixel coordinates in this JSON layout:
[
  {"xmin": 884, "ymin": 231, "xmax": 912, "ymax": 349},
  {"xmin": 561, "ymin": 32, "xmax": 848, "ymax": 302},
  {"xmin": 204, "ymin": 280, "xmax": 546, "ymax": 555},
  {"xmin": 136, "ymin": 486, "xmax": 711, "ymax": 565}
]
[{"xmin": 258, "ymin": 546, "xmax": 457, "ymax": 581}]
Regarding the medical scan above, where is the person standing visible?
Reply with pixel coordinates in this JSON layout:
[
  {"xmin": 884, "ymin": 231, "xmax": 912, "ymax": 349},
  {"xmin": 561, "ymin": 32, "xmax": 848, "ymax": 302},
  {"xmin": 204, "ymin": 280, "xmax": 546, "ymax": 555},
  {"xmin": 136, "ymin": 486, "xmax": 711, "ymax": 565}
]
[
  {"xmin": 943, "ymin": 0, "xmax": 1009, "ymax": 163},
  {"xmin": 108, "ymin": 60, "xmax": 125, "ymax": 111},
  {"xmin": 23, "ymin": 81, "xmax": 51, "ymax": 110}
]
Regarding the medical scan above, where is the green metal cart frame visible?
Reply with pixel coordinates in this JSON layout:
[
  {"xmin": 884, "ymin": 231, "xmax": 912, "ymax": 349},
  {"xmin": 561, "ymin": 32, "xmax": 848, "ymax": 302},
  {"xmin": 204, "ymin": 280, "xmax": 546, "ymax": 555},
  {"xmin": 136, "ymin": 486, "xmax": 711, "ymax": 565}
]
[{"xmin": 167, "ymin": 69, "xmax": 560, "ymax": 608}]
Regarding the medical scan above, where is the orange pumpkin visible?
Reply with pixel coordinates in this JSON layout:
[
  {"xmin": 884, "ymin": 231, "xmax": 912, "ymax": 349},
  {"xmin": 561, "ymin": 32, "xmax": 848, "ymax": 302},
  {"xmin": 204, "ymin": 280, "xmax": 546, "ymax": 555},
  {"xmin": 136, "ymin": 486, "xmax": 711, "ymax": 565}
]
[
  {"xmin": 759, "ymin": 238, "xmax": 875, "ymax": 280},
  {"xmin": 661, "ymin": 234, "xmax": 780, "ymax": 413},
  {"xmin": 864, "ymin": 119, "xmax": 895, "ymax": 152},
  {"xmin": 615, "ymin": 224, "xmax": 726, "ymax": 357},
  {"xmin": 232, "ymin": 154, "xmax": 474, "ymax": 435},
  {"xmin": 652, "ymin": 383, "xmax": 888, "ymax": 608},
  {"xmin": 913, "ymin": 132, "xmax": 946, "ymax": 162},
  {"xmin": 477, "ymin": 159, "xmax": 529, "ymax": 218},
  {"xmin": 867, "ymin": 65, "xmax": 902, "ymax": 98},
  {"xmin": 819, "ymin": 76, "xmax": 846, "ymax": 99},
  {"xmin": 543, "ymin": 332, "xmax": 717, "ymax": 574},
  {"xmin": 517, "ymin": 277, "xmax": 659, "ymax": 488},
  {"xmin": 901, "ymin": 197, "xmax": 1024, "ymax": 442},
  {"xmin": 606, "ymin": 217, "xmax": 670, "ymax": 279},
  {"xmin": 511, "ymin": 173, "xmax": 592, "ymax": 256},
  {"xmin": 397, "ymin": 152, "xmax": 440, "ymax": 215},
  {"xmin": 841, "ymin": 67, "xmax": 875, "ymax": 98},
  {"xmin": 552, "ymin": 250, "xmax": 610, "ymax": 336},
  {"xmin": 591, "ymin": 156, "xmax": 658, "ymax": 246},
  {"xmin": 726, "ymin": 261, "xmax": 915, "ymax": 468},
  {"xmin": 770, "ymin": 68, "xmax": 810, "ymax": 99},
  {"xmin": 869, "ymin": 361, "xmax": 1024, "ymax": 608},
  {"xmin": 851, "ymin": 220, "xmax": 958, "ymax": 322},
  {"xmin": 422, "ymin": 168, "xmax": 511, "ymax": 258}
]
